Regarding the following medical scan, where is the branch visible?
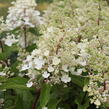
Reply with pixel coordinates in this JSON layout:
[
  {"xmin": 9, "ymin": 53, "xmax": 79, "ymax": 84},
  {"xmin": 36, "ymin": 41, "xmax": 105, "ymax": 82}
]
[
  {"xmin": 32, "ymin": 88, "xmax": 41, "ymax": 109},
  {"xmin": 0, "ymin": 40, "xmax": 4, "ymax": 52},
  {"xmin": 23, "ymin": 26, "xmax": 27, "ymax": 49},
  {"xmin": 97, "ymin": 1, "xmax": 101, "ymax": 25},
  {"xmin": 0, "ymin": 60, "xmax": 8, "ymax": 66},
  {"xmin": 56, "ymin": 36, "xmax": 64, "ymax": 54},
  {"xmin": 23, "ymin": 8, "xmax": 28, "ymax": 49},
  {"xmin": 55, "ymin": 29, "xmax": 66, "ymax": 54},
  {"xmin": 0, "ymin": 40, "xmax": 9, "ymax": 67},
  {"xmin": 103, "ymin": 80, "xmax": 106, "ymax": 91}
]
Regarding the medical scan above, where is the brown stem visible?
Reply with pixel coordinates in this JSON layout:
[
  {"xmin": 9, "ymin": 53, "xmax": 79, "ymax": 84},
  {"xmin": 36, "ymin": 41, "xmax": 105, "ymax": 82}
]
[
  {"xmin": 32, "ymin": 88, "xmax": 41, "ymax": 109},
  {"xmin": 0, "ymin": 40, "xmax": 4, "ymax": 52},
  {"xmin": 102, "ymin": 72, "xmax": 106, "ymax": 91},
  {"xmin": 0, "ymin": 60, "xmax": 7, "ymax": 66},
  {"xmin": 103, "ymin": 80, "xmax": 106, "ymax": 91},
  {"xmin": 55, "ymin": 30, "xmax": 66, "ymax": 54},
  {"xmin": 77, "ymin": 35, "xmax": 82, "ymax": 43},
  {"xmin": 56, "ymin": 36, "xmax": 64, "ymax": 54},
  {"xmin": 97, "ymin": 18, "xmax": 100, "ymax": 25},
  {"xmin": 97, "ymin": 1, "xmax": 101, "ymax": 25},
  {"xmin": 23, "ymin": 27, "xmax": 27, "ymax": 49},
  {"xmin": 0, "ymin": 40, "xmax": 9, "ymax": 67},
  {"xmin": 23, "ymin": 8, "xmax": 28, "ymax": 49}
]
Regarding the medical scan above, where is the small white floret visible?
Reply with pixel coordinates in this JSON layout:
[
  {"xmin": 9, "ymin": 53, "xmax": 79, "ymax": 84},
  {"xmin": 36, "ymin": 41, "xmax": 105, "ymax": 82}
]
[
  {"xmin": 94, "ymin": 99, "xmax": 101, "ymax": 107},
  {"xmin": 52, "ymin": 57, "xmax": 61, "ymax": 65},
  {"xmin": 34, "ymin": 58, "xmax": 45, "ymax": 70},
  {"xmin": 76, "ymin": 69, "xmax": 83, "ymax": 75},
  {"xmin": 42, "ymin": 71, "xmax": 50, "ymax": 78},
  {"xmin": 44, "ymin": 50, "xmax": 49, "ymax": 56},
  {"xmin": 62, "ymin": 65, "xmax": 69, "ymax": 72},
  {"xmin": 48, "ymin": 66, "xmax": 54, "ymax": 72},
  {"xmin": 42, "ymin": 107, "xmax": 48, "ymax": 109},
  {"xmin": 0, "ymin": 72, "xmax": 6, "ymax": 76},
  {"xmin": 21, "ymin": 64, "xmax": 30, "ymax": 71},
  {"xmin": 4, "ymin": 34, "xmax": 18, "ymax": 46},
  {"xmin": 61, "ymin": 74, "xmax": 71, "ymax": 83},
  {"xmin": 26, "ymin": 81, "xmax": 33, "ymax": 88}
]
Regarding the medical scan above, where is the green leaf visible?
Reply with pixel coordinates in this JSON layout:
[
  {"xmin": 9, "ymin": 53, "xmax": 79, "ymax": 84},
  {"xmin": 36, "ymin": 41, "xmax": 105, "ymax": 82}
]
[
  {"xmin": 0, "ymin": 77, "xmax": 28, "ymax": 90},
  {"xmin": 48, "ymin": 98, "xmax": 60, "ymax": 109},
  {"xmin": 22, "ymin": 90, "xmax": 34, "ymax": 109},
  {"xmin": 10, "ymin": 61, "xmax": 20, "ymax": 73},
  {"xmin": 71, "ymin": 74, "xmax": 89, "ymax": 87},
  {"xmin": 0, "ymin": 45, "xmax": 18, "ymax": 60},
  {"xmin": 75, "ymin": 92, "xmax": 89, "ymax": 109},
  {"xmin": 14, "ymin": 96, "xmax": 24, "ymax": 109},
  {"xmin": 61, "ymin": 104, "xmax": 71, "ymax": 109},
  {"xmin": 26, "ymin": 44, "xmax": 37, "ymax": 52},
  {"xmin": 0, "ymin": 76, "xmax": 7, "ymax": 82},
  {"xmin": 4, "ymin": 95, "xmax": 16, "ymax": 109},
  {"xmin": 75, "ymin": 100, "xmax": 89, "ymax": 109},
  {"xmin": 5, "ymin": 77, "xmax": 27, "ymax": 84},
  {"xmin": 15, "ymin": 89, "xmax": 34, "ymax": 109},
  {"xmin": 39, "ymin": 83, "xmax": 52, "ymax": 108},
  {"xmin": 29, "ymin": 28, "xmax": 41, "ymax": 36}
]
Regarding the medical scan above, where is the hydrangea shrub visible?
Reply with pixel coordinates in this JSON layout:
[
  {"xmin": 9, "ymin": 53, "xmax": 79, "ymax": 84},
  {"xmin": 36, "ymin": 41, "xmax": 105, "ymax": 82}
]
[{"xmin": 0, "ymin": 0, "xmax": 109, "ymax": 109}]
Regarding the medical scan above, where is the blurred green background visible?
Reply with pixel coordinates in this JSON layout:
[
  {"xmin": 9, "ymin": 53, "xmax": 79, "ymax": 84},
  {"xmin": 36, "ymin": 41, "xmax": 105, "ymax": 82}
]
[{"xmin": 0, "ymin": 0, "xmax": 53, "ymax": 17}]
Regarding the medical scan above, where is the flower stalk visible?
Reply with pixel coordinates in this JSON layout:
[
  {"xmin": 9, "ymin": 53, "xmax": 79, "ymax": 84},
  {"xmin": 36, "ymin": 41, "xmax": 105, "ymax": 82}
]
[
  {"xmin": 0, "ymin": 40, "xmax": 4, "ymax": 52},
  {"xmin": 23, "ymin": 26, "xmax": 27, "ymax": 49},
  {"xmin": 32, "ymin": 88, "xmax": 41, "ymax": 109}
]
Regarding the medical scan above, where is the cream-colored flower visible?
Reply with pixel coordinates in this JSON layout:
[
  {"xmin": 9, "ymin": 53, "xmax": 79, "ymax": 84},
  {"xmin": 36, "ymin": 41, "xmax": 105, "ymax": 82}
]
[
  {"xmin": 32, "ymin": 49, "xmax": 41, "ymax": 56},
  {"xmin": 61, "ymin": 74, "xmax": 71, "ymax": 83},
  {"xmin": 0, "ymin": 98, "xmax": 4, "ymax": 104},
  {"xmin": 48, "ymin": 66, "xmax": 54, "ymax": 72},
  {"xmin": 21, "ymin": 64, "xmax": 30, "ymax": 71},
  {"xmin": 47, "ymin": 26, "xmax": 54, "ymax": 33},
  {"xmin": 6, "ymin": 0, "xmax": 42, "ymax": 30},
  {"xmin": 72, "ymin": 68, "xmax": 83, "ymax": 75},
  {"xmin": 4, "ymin": 34, "xmax": 18, "ymax": 46},
  {"xmin": 26, "ymin": 81, "xmax": 33, "ymax": 88},
  {"xmin": 0, "ymin": 72, "xmax": 6, "ymax": 76},
  {"xmin": 76, "ymin": 69, "xmax": 83, "ymax": 75},
  {"xmin": 83, "ymin": 85, "xmax": 88, "ymax": 92},
  {"xmin": 26, "ymin": 55, "xmax": 33, "ymax": 61},
  {"xmin": 42, "ymin": 71, "xmax": 50, "ymax": 78},
  {"xmin": 77, "ymin": 58, "xmax": 87, "ymax": 66},
  {"xmin": 52, "ymin": 57, "xmax": 61, "ymax": 65},
  {"xmin": 44, "ymin": 50, "xmax": 49, "ymax": 56},
  {"xmin": 34, "ymin": 58, "xmax": 45, "ymax": 70},
  {"xmin": 62, "ymin": 65, "xmax": 69, "ymax": 72},
  {"xmin": 42, "ymin": 107, "xmax": 48, "ymax": 109},
  {"xmin": 94, "ymin": 99, "xmax": 101, "ymax": 106}
]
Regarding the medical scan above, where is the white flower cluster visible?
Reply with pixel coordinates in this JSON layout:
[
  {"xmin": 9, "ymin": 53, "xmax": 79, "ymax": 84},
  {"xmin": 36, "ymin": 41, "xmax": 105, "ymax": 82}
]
[
  {"xmin": 3, "ymin": 34, "xmax": 18, "ymax": 46},
  {"xmin": 83, "ymin": 74, "xmax": 109, "ymax": 108},
  {"xmin": 0, "ymin": 67, "xmax": 14, "ymax": 78},
  {"xmin": 0, "ymin": 98, "xmax": 4, "ymax": 108},
  {"xmin": 42, "ymin": 107, "xmax": 48, "ymax": 109},
  {"xmin": 0, "ymin": 17, "xmax": 7, "ymax": 33},
  {"xmin": 0, "ymin": 72, "xmax": 6, "ymax": 76},
  {"xmin": 21, "ymin": 49, "xmax": 71, "ymax": 84},
  {"xmin": 6, "ymin": 0, "xmax": 42, "ymax": 30},
  {"xmin": 19, "ymin": 0, "xmax": 109, "ymax": 107}
]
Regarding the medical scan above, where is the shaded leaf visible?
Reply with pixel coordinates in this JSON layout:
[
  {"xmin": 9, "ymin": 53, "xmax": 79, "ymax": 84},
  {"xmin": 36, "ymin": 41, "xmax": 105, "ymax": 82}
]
[{"xmin": 39, "ymin": 83, "xmax": 52, "ymax": 108}]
